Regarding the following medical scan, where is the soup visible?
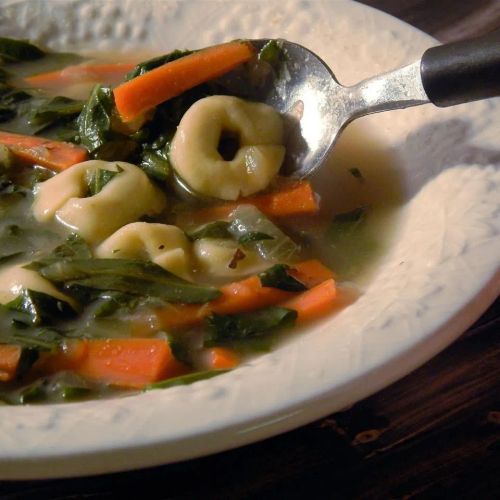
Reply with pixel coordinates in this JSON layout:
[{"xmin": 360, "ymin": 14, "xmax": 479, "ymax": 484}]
[{"xmin": 0, "ymin": 38, "xmax": 401, "ymax": 404}]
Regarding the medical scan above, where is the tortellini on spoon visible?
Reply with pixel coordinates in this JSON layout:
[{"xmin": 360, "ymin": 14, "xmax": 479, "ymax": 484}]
[{"xmin": 170, "ymin": 95, "xmax": 285, "ymax": 200}]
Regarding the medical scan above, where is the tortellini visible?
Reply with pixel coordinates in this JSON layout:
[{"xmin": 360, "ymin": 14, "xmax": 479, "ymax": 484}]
[
  {"xmin": 0, "ymin": 264, "xmax": 75, "ymax": 307},
  {"xmin": 170, "ymin": 95, "xmax": 285, "ymax": 201},
  {"xmin": 95, "ymin": 222, "xmax": 192, "ymax": 279},
  {"xmin": 32, "ymin": 160, "xmax": 166, "ymax": 244},
  {"xmin": 193, "ymin": 238, "xmax": 266, "ymax": 278}
]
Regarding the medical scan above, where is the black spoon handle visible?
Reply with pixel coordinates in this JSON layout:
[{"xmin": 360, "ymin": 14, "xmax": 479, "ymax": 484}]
[{"xmin": 420, "ymin": 29, "xmax": 500, "ymax": 107}]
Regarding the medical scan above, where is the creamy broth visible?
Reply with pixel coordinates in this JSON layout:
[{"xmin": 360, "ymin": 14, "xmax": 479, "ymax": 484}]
[{"xmin": 0, "ymin": 39, "xmax": 402, "ymax": 403}]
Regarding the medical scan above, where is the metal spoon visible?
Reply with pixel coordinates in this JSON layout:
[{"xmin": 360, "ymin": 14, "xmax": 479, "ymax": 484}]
[
  {"xmin": 250, "ymin": 32, "xmax": 500, "ymax": 178},
  {"xmin": 174, "ymin": 31, "xmax": 500, "ymax": 198}
]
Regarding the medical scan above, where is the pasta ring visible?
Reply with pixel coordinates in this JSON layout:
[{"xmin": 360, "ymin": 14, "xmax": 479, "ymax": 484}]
[{"xmin": 170, "ymin": 95, "xmax": 285, "ymax": 200}]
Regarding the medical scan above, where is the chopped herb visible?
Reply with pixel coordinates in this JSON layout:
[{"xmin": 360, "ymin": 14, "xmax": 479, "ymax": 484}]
[
  {"xmin": 204, "ymin": 307, "xmax": 297, "ymax": 346},
  {"xmin": 0, "ymin": 327, "xmax": 64, "ymax": 352},
  {"xmin": 259, "ymin": 264, "xmax": 307, "ymax": 291},
  {"xmin": 327, "ymin": 206, "xmax": 368, "ymax": 241},
  {"xmin": 92, "ymin": 291, "xmax": 139, "ymax": 318},
  {"xmin": 228, "ymin": 248, "xmax": 246, "ymax": 269},
  {"xmin": 188, "ymin": 221, "xmax": 231, "ymax": 240},
  {"xmin": 29, "ymin": 96, "xmax": 83, "ymax": 128},
  {"xmin": 85, "ymin": 166, "xmax": 122, "ymax": 196},
  {"xmin": 348, "ymin": 167, "xmax": 364, "ymax": 182},
  {"xmin": 258, "ymin": 39, "xmax": 284, "ymax": 66},
  {"xmin": 145, "ymin": 369, "xmax": 229, "ymax": 391},
  {"xmin": 0, "ymin": 37, "xmax": 45, "ymax": 63}
]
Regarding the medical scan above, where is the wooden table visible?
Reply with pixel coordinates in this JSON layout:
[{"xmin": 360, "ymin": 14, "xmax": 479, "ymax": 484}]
[{"xmin": 1, "ymin": 1, "xmax": 499, "ymax": 498}]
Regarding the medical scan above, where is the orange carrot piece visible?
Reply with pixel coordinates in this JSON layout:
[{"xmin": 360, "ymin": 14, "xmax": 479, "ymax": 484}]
[
  {"xmin": 0, "ymin": 344, "xmax": 22, "ymax": 382},
  {"xmin": 207, "ymin": 347, "xmax": 240, "ymax": 370},
  {"xmin": 38, "ymin": 340, "xmax": 89, "ymax": 373},
  {"xmin": 155, "ymin": 260, "xmax": 334, "ymax": 331},
  {"xmin": 113, "ymin": 41, "xmax": 256, "ymax": 121},
  {"xmin": 283, "ymin": 279, "xmax": 337, "ymax": 324},
  {"xmin": 0, "ymin": 131, "xmax": 88, "ymax": 171},
  {"xmin": 73, "ymin": 338, "xmax": 187, "ymax": 389},
  {"xmin": 24, "ymin": 62, "xmax": 136, "ymax": 88},
  {"xmin": 288, "ymin": 259, "xmax": 334, "ymax": 288},
  {"xmin": 177, "ymin": 181, "xmax": 319, "ymax": 226}
]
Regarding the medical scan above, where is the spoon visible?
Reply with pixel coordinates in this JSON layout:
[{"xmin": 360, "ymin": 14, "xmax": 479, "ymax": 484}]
[{"xmin": 174, "ymin": 30, "xmax": 500, "ymax": 199}]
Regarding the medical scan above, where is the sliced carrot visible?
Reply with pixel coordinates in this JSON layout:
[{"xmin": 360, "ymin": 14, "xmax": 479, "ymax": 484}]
[
  {"xmin": 113, "ymin": 41, "xmax": 256, "ymax": 121},
  {"xmin": 282, "ymin": 279, "xmax": 337, "ymax": 324},
  {"xmin": 177, "ymin": 181, "xmax": 319, "ymax": 226},
  {"xmin": 74, "ymin": 338, "xmax": 187, "ymax": 389},
  {"xmin": 288, "ymin": 259, "xmax": 334, "ymax": 288},
  {"xmin": 38, "ymin": 340, "xmax": 89, "ymax": 373},
  {"xmin": 207, "ymin": 347, "xmax": 240, "ymax": 370},
  {"xmin": 0, "ymin": 344, "xmax": 22, "ymax": 382},
  {"xmin": 0, "ymin": 131, "xmax": 88, "ymax": 171},
  {"xmin": 24, "ymin": 62, "xmax": 136, "ymax": 88},
  {"xmin": 155, "ymin": 260, "xmax": 334, "ymax": 331}
]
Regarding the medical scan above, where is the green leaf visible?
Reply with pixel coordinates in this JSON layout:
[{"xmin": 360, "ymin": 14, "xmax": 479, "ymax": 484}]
[
  {"xmin": 29, "ymin": 96, "xmax": 83, "ymax": 128},
  {"xmin": 259, "ymin": 264, "xmax": 307, "ymax": 291},
  {"xmin": 126, "ymin": 49, "xmax": 193, "ymax": 80},
  {"xmin": 188, "ymin": 221, "xmax": 231, "ymax": 240},
  {"xmin": 92, "ymin": 291, "xmax": 139, "ymax": 318},
  {"xmin": 85, "ymin": 166, "xmax": 122, "ymax": 196},
  {"xmin": 37, "ymin": 258, "xmax": 221, "ymax": 304},
  {"xmin": 139, "ymin": 150, "xmax": 171, "ymax": 181},
  {"xmin": 348, "ymin": 167, "xmax": 364, "ymax": 182},
  {"xmin": 76, "ymin": 85, "xmax": 114, "ymax": 153},
  {"xmin": 258, "ymin": 39, "xmax": 284, "ymax": 66},
  {"xmin": 228, "ymin": 205, "xmax": 299, "ymax": 262},
  {"xmin": 0, "ymin": 37, "xmax": 45, "ymax": 63},
  {"xmin": 145, "ymin": 369, "xmax": 229, "ymax": 391},
  {"xmin": 205, "ymin": 306, "xmax": 296, "ymax": 346},
  {"xmin": 5, "ymin": 289, "xmax": 76, "ymax": 326},
  {"xmin": 238, "ymin": 231, "xmax": 274, "ymax": 247},
  {"xmin": 0, "ymin": 328, "xmax": 64, "ymax": 352}
]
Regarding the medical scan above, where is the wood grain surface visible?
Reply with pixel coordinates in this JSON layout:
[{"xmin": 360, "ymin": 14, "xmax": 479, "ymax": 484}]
[{"xmin": 1, "ymin": 1, "xmax": 499, "ymax": 498}]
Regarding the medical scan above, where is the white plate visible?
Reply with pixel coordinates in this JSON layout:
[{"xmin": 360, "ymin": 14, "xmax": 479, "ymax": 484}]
[{"xmin": 0, "ymin": 0, "xmax": 498, "ymax": 479}]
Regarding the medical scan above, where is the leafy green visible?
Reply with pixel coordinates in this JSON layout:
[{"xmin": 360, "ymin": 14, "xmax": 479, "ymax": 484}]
[
  {"xmin": 145, "ymin": 369, "xmax": 229, "ymax": 391},
  {"xmin": 188, "ymin": 221, "xmax": 232, "ymax": 240},
  {"xmin": 35, "ymin": 258, "xmax": 221, "ymax": 304},
  {"xmin": 139, "ymin": 149, "xmax": 171, "ymax": 181},
  {"xmin": 76, "ymin": 85, "xmax": 114, "ymax": 153},
  {"xmin": 348, "ymin": 167, "xmax": 364, "ymax": 182},
  {"xmin": 5, "ymin": 289, "xmax": 76, "ymax": 326},
  {"xmin": 259, "ymin": 264, "xmax": 307, "ymax": 292},
  {"xmin": 205, "ymin": 307, "xmax": 296, "ymax": 346},
  {"xmin": 92, "ymin": 291, "xmax": 139, "ymax": 318},
  {"xmin": 228, "ymin": 205, "xmax": 299, "ymax": 262},
  {"xmin": 258, "ymin": 39, "xmax": 284, "ymax": 66},
  {"xmin": 29, "ymin": 96, "xmax": 83, "ymax": 128},
  {"xmin": 126, "ymin": 49, "xmax": 193, "ymax": 80},
  {"xmin": 0, "ymin": 327, "xmax": 64, "ymax": 352},
  {"xmin": 238, "ymin": 231, "xmax": 274, "ymax": 247},
  {"xmin": 85, "ymin": 166, "xmax": 122, "ymax": 196},
  {"xmin": 0, "ymin": 37, "xmax": 45, "ymax": 62}
]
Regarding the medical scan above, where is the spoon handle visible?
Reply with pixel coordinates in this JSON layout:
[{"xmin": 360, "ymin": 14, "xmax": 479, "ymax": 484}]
[{"xmin": 421, "ymin": 29, "xmax": 500, "ymax": 107}]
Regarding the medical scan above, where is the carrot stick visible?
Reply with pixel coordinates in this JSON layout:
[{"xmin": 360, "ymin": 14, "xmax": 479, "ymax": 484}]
[
  {"xmin": 177, "ymin": 181, "xmax": 319, "ymax": 226},
  {"xmin": 282, "ymin": 279, "xmax": 337, "ymax": 324},
  {"xmin": 0, "ymin": 344, "xmax": 22, "ymax": 382},
  {"xmin": 206, "ymin": 347, "xmax": 240, "ymax": 370},
  {"xmin": 0, "ymin": 131, "xmax": 87, "ymax": 171},
  {"xmin": 155, "ymin": 260, "xmax": 333, "ymax": 331},
  {"xmin": 24, "ymin": 63, "xmax": 136, "ymax": 89},
  {"xmin": 113, "ymin": 41, "xmax": 256, "ymax": 121},
  {"xmin": 38, "ymin": 340, "xmax": 89, "ymax": 373}
]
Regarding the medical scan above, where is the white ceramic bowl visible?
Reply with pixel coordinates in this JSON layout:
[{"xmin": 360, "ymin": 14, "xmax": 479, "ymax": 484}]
[{"xmin": 0, "ymin": 0, "xmax": 498, "ymax": 479}]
